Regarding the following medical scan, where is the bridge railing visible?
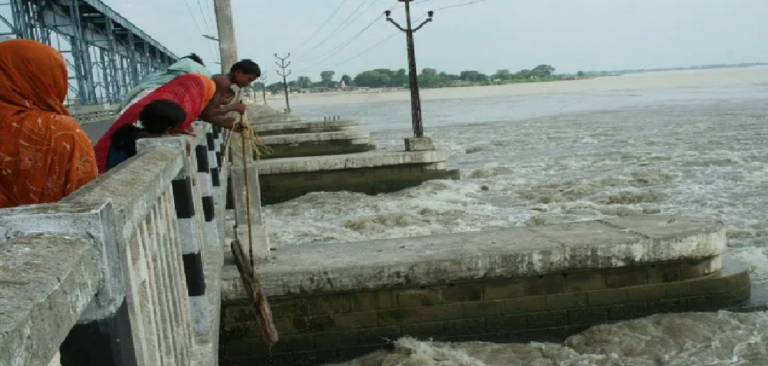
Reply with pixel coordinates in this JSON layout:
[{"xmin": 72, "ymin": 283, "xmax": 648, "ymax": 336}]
[{"xmin": 0, "ymin": 122, "xmax": 231, "ymax": 366}]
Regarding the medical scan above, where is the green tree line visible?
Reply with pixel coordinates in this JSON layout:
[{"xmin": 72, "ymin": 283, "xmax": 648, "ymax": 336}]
[{"xmin": 254, "ymin": 64, "xmax": 566, "ymax": 94}]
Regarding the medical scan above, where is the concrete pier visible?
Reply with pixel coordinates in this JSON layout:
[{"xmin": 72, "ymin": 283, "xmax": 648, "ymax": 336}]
[
  {"xmin": 255, "ymin": 120, "xmax": 360, "ymax": 136},
  {"xmin": 259, "ymin": 130, "xmax": 376, "ymax": 159},
  {"xmin": 218, "ymin": 215, "xmax": 754, "ymax": 366},
  {"xmin": 256, "ymin": 150, "xmax": 460, "ymax": 204},
  {"xmin": 246, "ymin": 104, "xmax": 460, "ymax": 203}
]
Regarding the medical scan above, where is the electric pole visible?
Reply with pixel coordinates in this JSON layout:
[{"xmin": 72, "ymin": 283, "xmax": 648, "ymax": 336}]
[
  {"xmin": 385, "ymin": 0, "xmax": 434, "ymax": 138},
  {"xmin": 275, "ymin": 53, "xmax": 292, "ymax": 113},
  {"xmin": 261, "ymin": 74, "xmax": 268, "ymax": 105},
  {"xmin": 214, "ymin": 0, "xmax": 238, "ymax": 73}
]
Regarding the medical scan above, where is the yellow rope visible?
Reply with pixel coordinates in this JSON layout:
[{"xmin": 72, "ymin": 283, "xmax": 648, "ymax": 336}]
[
  {"xmin": 220, "ymin": 109, "xmax": 273, "ymax": 169},
  {"xmin": 239, "ymin": 111, "xmax": 273, "ymax": 160}
]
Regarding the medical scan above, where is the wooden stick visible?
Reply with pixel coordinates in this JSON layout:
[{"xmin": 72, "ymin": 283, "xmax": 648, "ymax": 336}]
[{"xmin": 231, "ymin": 239, "xmax": 279, "ymax": 345}]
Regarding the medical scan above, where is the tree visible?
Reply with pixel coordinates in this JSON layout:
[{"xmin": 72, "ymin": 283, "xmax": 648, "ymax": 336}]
[
  {"xmin": 296, "ymin": 76, "xmax": 312, "ymax": 89},
  {"xmin": 392, "ymin": 68, "xmax": 407, "ymax": 87},
  {"xmin": 532, "ymin": 64, "xmax": 555, "ymax": 78},
  {"xmin": 419, "ymin": 68, "xmax": 444, "ymax": 88},
  {"xmin": 460, "ymin": 70, "xmax": 480, "ymax": 82},
  {"xmin": 267, "ymin": 82, "xmax": 283, "ymax": 94},
  {"xmin": 515, "ymin": 69, "xmax": 533, "ymax": 79},
  {"xmin": 353, "ymin": 70, "xmax": 391, "ymax": 88},
  {"xmin": 320, "ymin": 70, "xmax": 336, "ymax": 87},
  {"xmin": 493, "ymin": 69, "xmax": 511, "ymax": 81},
  {"xmin": 341, "ymin": 74, "xmax": 353, "ymax": 86},
  {"xmin": 577, "ymin": 71, "xmax": 584, "ymax": 77}
]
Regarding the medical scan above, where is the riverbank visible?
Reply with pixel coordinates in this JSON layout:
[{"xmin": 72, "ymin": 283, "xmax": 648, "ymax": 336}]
[{"xmin": 267, "ymin": 66, "xmax": 768, "ymax": 107}]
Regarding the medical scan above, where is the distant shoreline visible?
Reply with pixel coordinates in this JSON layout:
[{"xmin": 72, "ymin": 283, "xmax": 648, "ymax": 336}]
[
  {"xmin": 263, "ymin": 66, "xmax": 768, "ymax": 107},
  {"xmin": 259, "ymin": 63, "xmax": 768, "ymax": 102},
  {"xmin": 264, "ymin": 64, "xmax": 768, "ymax": 102}
]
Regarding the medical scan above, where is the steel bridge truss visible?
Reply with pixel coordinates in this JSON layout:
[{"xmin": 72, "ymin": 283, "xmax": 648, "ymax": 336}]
[{"xmin": 0, "ymin": 0, "xmax": 178, "ymax": 105}]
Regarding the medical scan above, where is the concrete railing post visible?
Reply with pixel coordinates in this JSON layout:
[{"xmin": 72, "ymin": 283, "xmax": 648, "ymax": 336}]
[
  {"xmin": 229, "ymin": 133, "xmax": 271, "ymax": 260},
  {"xmin": 136, "ymin": 130, "xmax": 212, "ymax": 338},
  {"xmin": 0, "ymin": 201, "xmax": 137, "ymax": 366}
]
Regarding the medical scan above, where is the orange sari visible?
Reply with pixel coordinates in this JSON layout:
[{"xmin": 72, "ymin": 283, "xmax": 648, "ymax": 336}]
[
  {"xmin": 93, "ymin": 73, "xmax": 217, "ymax": 173},
  {"xmin": 0, "ymin": 40, "xmax": 98, "ymax": 208}
]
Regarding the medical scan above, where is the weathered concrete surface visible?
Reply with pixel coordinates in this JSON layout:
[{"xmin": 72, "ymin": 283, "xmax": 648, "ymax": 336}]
[
  {"xmin": 260, "ymin": 130, "xmax": 376, "ymax": 159},
  {"xmin": 256, "ymin": 150, "xmax": 451, "ymax": 175},
  {"xmin": 65, "ymin": 147, "xmax": 184, "ymax": 245},
  {"xmin": 221, "ymin": 215, "xmax": 725, "ymax": 300},
  {"xmin": 221, "ymin": 256, "xmax": 752, "ymax": 366},
  {"xmin": 255, "ymin": 120, "xmax": 358, "ymax": 136},
  {"xmin": 405, "ymin": 137, "xmax": 435, "ymax": 151},
  {"xmin": 261, "ymin": 131, "xmax": 371, "ymax": 145},
  {"xmin": 0, "ymin": 235, "xmax": 102, "ymax": 366},
  {"xmin": 0, "ymin": 201, "xmax": 125, "ymax": 322}
]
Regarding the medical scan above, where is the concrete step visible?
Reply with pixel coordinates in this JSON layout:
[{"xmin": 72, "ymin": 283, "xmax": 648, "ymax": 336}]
[
  {"xmin": 259, "ymin": 131, "xmax": 376, "ymax": 159},
  {"xmin": 255, "ymin": 150, "xmax": 459, "ymax": 204},
  {"xmin": 261, "ymin": 131, "xmax": 370, "ymax": 146},
  {"xmin": 254, "ymin": 120, "xmax": 359, "ymax": 136}
]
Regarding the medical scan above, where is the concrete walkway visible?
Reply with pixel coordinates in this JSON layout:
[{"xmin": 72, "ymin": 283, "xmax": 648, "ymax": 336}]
[{"xmin": 81, "ymin": 120, "xmax": 112, "ymax": 143}]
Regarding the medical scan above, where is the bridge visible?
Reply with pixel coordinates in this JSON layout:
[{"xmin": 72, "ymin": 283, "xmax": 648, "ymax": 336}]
[
  {"xmin": 0, "ymin": 111, "xmax": 762, "ymax": 366},
  {"xmin": 0, "ymin": 123, "xmax": 269, "ymax": 366},
  {"xmin": 0, "ymin": 0, "xmax": 177, "ymax": 105},
  {"xmin": 0, "ymin": 3, "xmax": 765, "ymax": 366}
]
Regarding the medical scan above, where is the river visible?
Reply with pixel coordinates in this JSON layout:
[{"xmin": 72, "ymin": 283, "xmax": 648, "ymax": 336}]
[{"xmin": 262, "ymin": 67, "xmax": 768, "ymax": 366}]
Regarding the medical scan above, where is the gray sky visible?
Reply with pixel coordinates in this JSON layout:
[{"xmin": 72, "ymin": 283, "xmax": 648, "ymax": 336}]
[{"xmin": 106, "ymin": 0, "xmax": 768, "ymax": 80}]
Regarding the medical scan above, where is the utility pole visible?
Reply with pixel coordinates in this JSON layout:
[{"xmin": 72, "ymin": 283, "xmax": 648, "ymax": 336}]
[
  {"xmin": 385, "ymin": 1, "xmax": 434, "ymax": 139},
  {"xmin": 275, "ymin": 53, "xmax": 292, "ymax": 113},
  {"xmin": 261, "ymin": 75, "xmax": 268, "ymax": 105},
  {"xmin": 213, "ymin": 0, "xmax": 238, "ymax": 73}
]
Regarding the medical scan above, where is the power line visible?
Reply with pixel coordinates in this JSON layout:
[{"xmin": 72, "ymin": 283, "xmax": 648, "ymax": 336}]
[
  {"xmin": 294, "ymin": 3, "xmax": 407, "ymax": 72},
  {"xmin": 434, "ymin": 0, "xmax": 489, "ymax": 11},
  {"xmin": 298, "ymin": 13, "xmax": 383, "ymax": 67},
  {"xmin": 203, "ymin": 0, "xmax": 220, "ymax": 60},
  {"xmin": 290, "ymin": 0, "xmax": 349, "ymax": 54},
  {"xmin": 297, "ymin": 0, "xmax": 379, "ymax": 60},
  {"xmin": 324, "ymin": 31, "xmax": 400, "ymax": 70},
  {"xmin": 181, "ymin": 0, "xmax": 216, "ymax": 59},
  {"xmin": 298, "ymin": 0, "xmax": 491, "ymax": 76},
  {"xmin": 296, "ymin": 12, "xmax": 427, "ymax": 74},
  {"xmin": 196, "ymin": 0, "xmax": 214, "ymax": 34}
]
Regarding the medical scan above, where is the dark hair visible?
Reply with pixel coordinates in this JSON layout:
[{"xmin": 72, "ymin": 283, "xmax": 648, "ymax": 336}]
[
  {"xmin": 140, "ymin": 99, "xmax": 187, "ymax": 133},
  {"xmin": 111, "ymin": 99, "xmax": 187, "ymax": 157},
  {"xmin": 182, "ymin": 53, "xmax": 205, "ymax": 66},
  {"xmin": 231, "ymin": 59, "xmax": 261, "ymax": 77}
]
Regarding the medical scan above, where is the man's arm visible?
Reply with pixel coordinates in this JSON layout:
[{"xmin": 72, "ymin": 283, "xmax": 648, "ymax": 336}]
[
  {"xmin": 199, "ymin": 102, "xmax": 237, "ymax": 129},
  {"xmin": 209, "ymin": 103, "xmax": 244, "ymax": 116}
]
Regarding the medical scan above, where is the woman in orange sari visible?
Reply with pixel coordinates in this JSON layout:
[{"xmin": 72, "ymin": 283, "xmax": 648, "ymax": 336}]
[
  {"xmin": 0, "ymin": 40, "xmax": 98, "ymax": 208},
  {"xmin": 93, "ymin": 73, "xmax": 220, "ymax": 173}
]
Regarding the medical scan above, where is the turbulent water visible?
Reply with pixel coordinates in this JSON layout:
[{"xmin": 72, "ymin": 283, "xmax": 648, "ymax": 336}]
[{"xmin": 264, "ymin": 69, "xmax": 768, "ymax": 366}]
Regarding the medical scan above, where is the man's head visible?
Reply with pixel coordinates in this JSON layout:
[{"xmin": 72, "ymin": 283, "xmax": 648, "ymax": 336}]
[
  {"xmin": 140, "ymin": 99, "xmax": 187, "ymax": 134},
  {"xmin": 230, "ymin": 59, "xmax": 261, "ymax": 88}
]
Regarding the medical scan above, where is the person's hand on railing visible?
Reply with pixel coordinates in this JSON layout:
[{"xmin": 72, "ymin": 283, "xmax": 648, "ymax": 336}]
[{"xmin": 179, "ymin": 126, "xmax": 196, "ymax": 137}]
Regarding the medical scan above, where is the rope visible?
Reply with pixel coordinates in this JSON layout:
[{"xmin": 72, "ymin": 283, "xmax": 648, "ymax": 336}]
[
  {"xmin": 239, "ymin": 111, "xmax": 274, "ymax": 160},
  {"xmin": 218, "ymin": 95, "xmax": 273, "ymax": 273}
]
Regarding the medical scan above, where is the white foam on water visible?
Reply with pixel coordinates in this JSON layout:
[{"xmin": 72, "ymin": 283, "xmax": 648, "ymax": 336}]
[
  {"xmin": 327, "ymin": 312, "xmax": 768, "ymax": 366},
  {"xmin": 263, "ymin": 81, "xmax": 768, "ymax": 365}
]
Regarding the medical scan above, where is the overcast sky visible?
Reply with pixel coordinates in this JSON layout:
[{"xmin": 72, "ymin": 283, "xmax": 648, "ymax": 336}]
[{"xmin": 105, "ymin": 0, "xmax": 767, "ymax": 80}]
